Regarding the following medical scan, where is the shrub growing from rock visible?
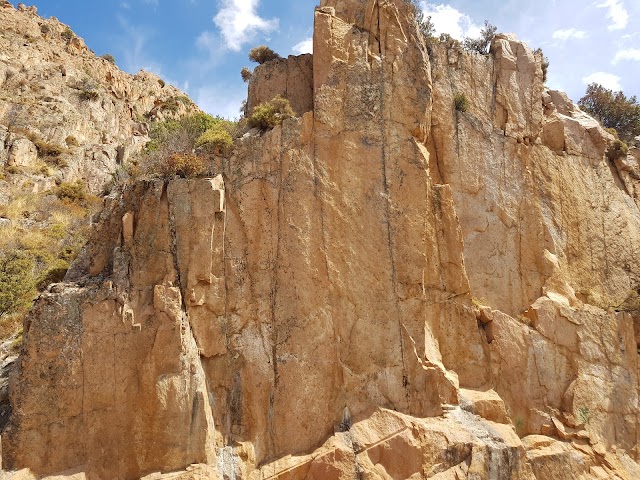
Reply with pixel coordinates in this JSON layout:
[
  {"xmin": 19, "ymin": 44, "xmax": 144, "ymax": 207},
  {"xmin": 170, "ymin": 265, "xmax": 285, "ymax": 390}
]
[
  {"xmin": 454, "ymin": 93, "xmax": 469, "ymax": 112},
  {"xmin": 57, "ymin": 181, "xmax": 86, "ymax": 203},
  {"xmin": 164, "ymin": 152, "xmax": 206, "ymax": 178},
  {"xmin": 195, "ymin": 121, "xmax": 235, "ymax": 155},
  {"xmin": 606, "ymin": 139, "xmax": 629, "ymax": 162},
  {"xmin": 241, "ymin": 67, "xmax": 252, "ymax": 83},
  {"xmin": 248, "ymin": 45, "xmax": 281, "ymax": 65},
  {"xmin": 100, "ymin": 54, "xmax": 116, "ymax": 64},
  {"xmin": 248, "ymin": 96, "xmax": 294, "ymax": 130}
]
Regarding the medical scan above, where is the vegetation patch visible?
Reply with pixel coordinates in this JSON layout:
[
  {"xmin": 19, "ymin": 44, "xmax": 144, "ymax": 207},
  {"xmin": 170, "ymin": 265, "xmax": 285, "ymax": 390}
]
[
  {"xmin": 454, "ymin": 93, "xmax": 470, "ymax": 113},
  {"xmin": 100, "ymin": 54, "xmax": 116, "ymax": 64},
  {"xmin": 248, "ymin": 95, "xmax": 294, "ymax": 130},
  {"xmin": 57, "ymin": 181, "xmax": 87, "ymax": 203},
  {"xmin": 241, "ymin": 67, "xmax": 252, "ymax": 83},
  {"xmin": 195, "ymin": 120, "xmax": 235, "ymax": 155},
  {"xmin": 248, "ymin": 45, "xmax": 281, "ymax": 65},
  {"xmin": 606, "ymin": 139, "xmax": 629, "ymax": 162},
  {"xmin": 61, "ymin": 26, "xmax": 74, "ymax": 42},
  {"xmin": 462, "ymin": 21, "xmax": 497, "ymax": 54}
]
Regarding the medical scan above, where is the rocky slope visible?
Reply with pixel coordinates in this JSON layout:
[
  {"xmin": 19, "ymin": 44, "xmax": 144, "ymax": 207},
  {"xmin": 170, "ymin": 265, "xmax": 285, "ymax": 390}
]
[
  {"xmin": 3, "ymin": 0, "xmax": 640, "ymax": 479},
  {"xmin": 0, "ymin": 1, "xmax": 197, "ymax": 194}
]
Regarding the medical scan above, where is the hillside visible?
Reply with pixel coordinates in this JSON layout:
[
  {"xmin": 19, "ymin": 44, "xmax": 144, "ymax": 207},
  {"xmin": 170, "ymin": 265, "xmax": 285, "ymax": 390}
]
[
  {"xmin": 2, "ymin": 0, "xmax": 640, "ymax": 479},
  {"xmin": 0, "ymin": 1, "xmax": 199, "ymax": 353}
]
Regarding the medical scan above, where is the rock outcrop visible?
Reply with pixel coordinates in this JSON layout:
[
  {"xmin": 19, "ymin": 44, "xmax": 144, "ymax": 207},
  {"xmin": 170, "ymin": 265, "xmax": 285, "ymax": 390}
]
[
  {"xmin": 247, "ymin": 54, "xmax": 313, "ymax": 117},
  {"xmin": 3, "ymin": 0, "xmax": 640, "ymax": 479}
]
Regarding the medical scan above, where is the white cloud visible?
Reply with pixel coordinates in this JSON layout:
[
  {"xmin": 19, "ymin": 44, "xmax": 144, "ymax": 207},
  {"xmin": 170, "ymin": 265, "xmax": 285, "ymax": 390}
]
[
  {"xmin": 214, "ymin": 0, "xmax": 279, "ymax": 51},
  {"xmin": 552, "ymin": 28, "xmax": 587, "ymax": 40},
  {"xmin": 582, "ymin": 72, "xmax": 622, "ymax": 91},
  {"xmin": 292, "ymin": 37, "xmax": 312, "ymax": 55},
  {"xmin": 595, "ymin": 0, "xmax": 629, "ymax": 31},
  {"xmin": 612, "ymin": 48, "xmax": 640, "ymax": 64},
  {"xmin": 419, "ymin": 2, "xmax": 481, "ymax": 40}
]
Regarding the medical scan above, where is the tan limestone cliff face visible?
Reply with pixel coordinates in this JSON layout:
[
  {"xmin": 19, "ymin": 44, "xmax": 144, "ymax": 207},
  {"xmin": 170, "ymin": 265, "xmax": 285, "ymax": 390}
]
[
  {"xmin": 3, "ymin": 0, "xmax": 640, "ymax": 479},
  {"xmin": 428, "ymin": 32, "xmax": 640, "ymax": 453},
  {"xmin": 247, "ymin": 54, "xmax": 314, "ymax": 116},
  {"xmin": 3, "ymin": 180, "xmax": 220, "ymax": 478}
]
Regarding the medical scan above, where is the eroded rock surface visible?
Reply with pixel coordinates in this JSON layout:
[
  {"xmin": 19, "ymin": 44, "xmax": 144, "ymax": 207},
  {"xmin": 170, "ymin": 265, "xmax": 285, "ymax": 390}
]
[{"xmin": 3, "ymin": 0, "xmax": 640, "ymax": 479}]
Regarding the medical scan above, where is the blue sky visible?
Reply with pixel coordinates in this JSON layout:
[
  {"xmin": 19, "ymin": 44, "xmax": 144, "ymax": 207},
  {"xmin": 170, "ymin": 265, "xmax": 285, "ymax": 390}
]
[{"xmin": 34, "ymin": 0, "xmax": 639, "ymax": 119}]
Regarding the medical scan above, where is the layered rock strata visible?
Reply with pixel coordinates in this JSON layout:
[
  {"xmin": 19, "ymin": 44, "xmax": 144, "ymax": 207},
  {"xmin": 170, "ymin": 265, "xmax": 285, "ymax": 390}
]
[{"xmin": 3, "ymin": 0, "xmax": 640, "ymax": 479}]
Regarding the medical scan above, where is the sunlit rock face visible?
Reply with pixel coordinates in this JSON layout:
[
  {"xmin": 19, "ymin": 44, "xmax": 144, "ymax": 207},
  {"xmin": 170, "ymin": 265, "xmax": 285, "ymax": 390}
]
[{"xmin": 3, "ymin": 0, "xmax": 640, "ymax": 479}]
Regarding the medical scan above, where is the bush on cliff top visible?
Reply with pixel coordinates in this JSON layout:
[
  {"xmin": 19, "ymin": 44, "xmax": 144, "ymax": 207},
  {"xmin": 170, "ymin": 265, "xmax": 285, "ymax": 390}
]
[{"xmin": 248, "ymin": 45, "xmax": 281, "ymax": 65}]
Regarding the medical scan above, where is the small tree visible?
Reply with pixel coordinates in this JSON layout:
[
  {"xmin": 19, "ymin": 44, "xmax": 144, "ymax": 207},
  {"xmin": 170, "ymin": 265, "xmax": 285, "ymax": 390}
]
[
  {"xmin": 241, "ymin": 67, "xmax": 252, "ymax": 83},
  {"xmin": 248, "ymin": 45, "xmax": 281, "ymax": 65},
  {"xmin": 578, "ymin": 84, "xmax": 640, "ymax": 142},
  {"xmin": 463, "ymin": 20, "xmax": 497, "ymax": 54}
]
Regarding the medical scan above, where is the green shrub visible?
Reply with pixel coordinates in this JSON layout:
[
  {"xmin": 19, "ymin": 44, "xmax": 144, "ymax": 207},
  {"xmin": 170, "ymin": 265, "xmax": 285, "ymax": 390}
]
[
  {"xmin": 100, "ymin": 53, "xmax": 116, "ymax": 64},
  {"xmin": 248, "ymin": 45, "xmax": 281, "ymax": 64},
  {"xmin": 195, "ymin": 123, "xmax": 234, "ymax": 155},
  {"xmin": 57, "ymin": 181, "xmax": 86, "ymax": 203},
  {"xmin": 40, "ymin": 24, "xmax": 51, "ymax": 35},
  {"xmin": 248, "ymin": 95, "xmax": 295, "ymax": 130},
  {"xmin": 61, "ymin": 26, "xmax": 74, "ymax": 42},
  {"xmin": 606, "ymin": 139, "xmax": 629, "ymax": 161},
  {"xmin": 454, "ymin": 93, "xmax": 470, "ymax": 112},
  {"xmin": 605, "ymin": 127, "xmax": 619, "ymax": 138},
  {"xmin": 0, "ymin": 251, "xmax": 35, "ymax": 318}
]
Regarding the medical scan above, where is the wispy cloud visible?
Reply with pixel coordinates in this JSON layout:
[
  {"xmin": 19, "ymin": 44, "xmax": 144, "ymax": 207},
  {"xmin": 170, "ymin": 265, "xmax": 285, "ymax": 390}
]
[
  {"xmin": 213, "ymin": 0, "xmax": 279, "ymax": 51},
  {"xmin": 612, "ymin": 48, "xmax": 640, "ymax": 64},
  {"xmin": 292, "ymin": 37, "xmax": 312, "ymax": 55},
  {"xmin": 418, "ymin": 2, "xmax": 481, "ymax": 40},
  {"xmin": 552, "ymin": 28, "xmax": 587, "ymax": 40},
  {"xmin": 582, "ymin": 71, "xmax": 622, "ymax": 91},
  {"xmin": 595, "ymin": 0, "xmax": 629, "ymax": 31}
]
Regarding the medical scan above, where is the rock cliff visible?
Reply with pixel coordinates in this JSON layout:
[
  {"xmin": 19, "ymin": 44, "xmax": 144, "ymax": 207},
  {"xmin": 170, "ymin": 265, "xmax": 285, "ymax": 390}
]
[{"xmin": 3, "ymin": 0, "xmax": 640, "ymax": 479}]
